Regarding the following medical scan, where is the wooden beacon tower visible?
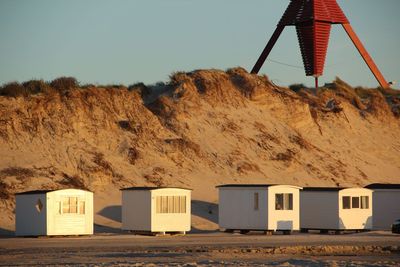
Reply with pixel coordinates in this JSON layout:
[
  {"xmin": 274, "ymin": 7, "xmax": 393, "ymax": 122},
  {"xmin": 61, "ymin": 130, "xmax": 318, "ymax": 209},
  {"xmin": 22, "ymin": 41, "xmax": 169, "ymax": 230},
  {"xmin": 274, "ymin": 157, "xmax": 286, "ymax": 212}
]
[{"xmin": 251, "ymin": 0, "xmax": 389, "ymax": 89}]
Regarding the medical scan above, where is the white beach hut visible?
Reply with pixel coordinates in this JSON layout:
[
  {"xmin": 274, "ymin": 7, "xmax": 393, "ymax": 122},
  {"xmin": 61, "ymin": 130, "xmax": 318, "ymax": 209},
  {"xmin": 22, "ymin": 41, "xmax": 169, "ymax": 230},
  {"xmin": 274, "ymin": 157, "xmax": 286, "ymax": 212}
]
[
  {"xmin": 217, "ymin": 184, "xmax": 302, "ymax": 234},
  {"xmin": 300, "ymin": 187, "xmax": 373, "ymax": 232},
  {"xmin": 121, "ymin": 187, "xmax": 191, "ymax": 235},
  {"xmin": 15, "ymin": 189, "xmax": 93, "ymax": 236},
  {"xmin": 365, "ymin": 183, "xmax": 400, "ymax": 230}
]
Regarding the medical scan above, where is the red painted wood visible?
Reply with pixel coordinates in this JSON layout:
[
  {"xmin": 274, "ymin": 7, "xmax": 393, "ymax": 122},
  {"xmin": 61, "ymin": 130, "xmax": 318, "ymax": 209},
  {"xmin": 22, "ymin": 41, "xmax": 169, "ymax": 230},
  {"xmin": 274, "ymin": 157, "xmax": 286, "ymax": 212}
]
[
  {"xmin": 251, "ymin": 26, "xmax": 285, "ymax": 74},
  {"xmin": 342, "ymin": 24, "xmax": 389, "ymax": 88},
  {"xmin": 279, "ymin": 0, "xmax": 348, "ymax": 26},
  {"xmin": 296, "ymin": 22, "xmax": 331, "ymax": 76},
  {"xmin": 313, "ymin": 0, "xmax": 348, "ymax": 24},
  {"xmin": 251, "ymin": 0, "xmax": 389, "ymax": 88}
]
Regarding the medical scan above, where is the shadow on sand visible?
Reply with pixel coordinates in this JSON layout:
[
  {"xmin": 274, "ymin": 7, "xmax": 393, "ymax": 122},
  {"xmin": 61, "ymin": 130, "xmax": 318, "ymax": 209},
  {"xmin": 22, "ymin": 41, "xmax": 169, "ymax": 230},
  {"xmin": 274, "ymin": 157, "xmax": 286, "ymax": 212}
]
[
  {"xmin": 95, "ymin": 205, "xmax": 122, "ymax": 234},
  {"xmin": 190, "ymin": 200, "xmax": 219, "ymax": 233},
  {"xmin": 97, "ymin": 205, "xmax": 121, "ymax": 223},
  {"xmin": 0, "ymin": 227, "xmax": 14, "ymax": 237},
  {"xmin": 191, "ymin": 200, "xmax": 218, "ymax": 224},
  {"xmin": 94, "ymin": 223, "xmax": 122, "ymax": 234}
]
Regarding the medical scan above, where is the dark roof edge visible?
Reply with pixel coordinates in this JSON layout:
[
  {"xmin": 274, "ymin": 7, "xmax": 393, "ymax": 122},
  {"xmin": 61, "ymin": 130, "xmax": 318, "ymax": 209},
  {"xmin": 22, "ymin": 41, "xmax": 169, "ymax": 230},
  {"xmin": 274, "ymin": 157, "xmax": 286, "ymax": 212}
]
[
  {"xmin": 365, "ymin": 183, "xmax": 400, "ymax": 189},
  {"xmin": 120, "ymin": 186, "xmax": 192, "ymax": 191},
  {"xmin": 15, "ymin": 188, "xmax": 93, "ymax": 195},
  {"xmin": 15, "ymin": 190, "xmax": 53, "ymax": 195},
  {"xmin": 302, "ymin": 187, "xmax": 372, "ymax": 191},
  {"xmin": 216, "ymin": 184, "xmax": 301, "ymax": 188},
  {"xmin": 302, "ymin": 187, "xmax": 345, "ymax": 191}
]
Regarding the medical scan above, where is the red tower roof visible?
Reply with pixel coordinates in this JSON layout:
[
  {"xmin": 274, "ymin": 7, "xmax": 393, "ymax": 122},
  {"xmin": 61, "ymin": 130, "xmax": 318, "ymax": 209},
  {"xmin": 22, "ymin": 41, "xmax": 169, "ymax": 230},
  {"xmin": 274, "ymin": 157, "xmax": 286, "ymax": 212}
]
[{"xmin": 279, "ymin": 0, "xmax": 348, "ymax": 26}]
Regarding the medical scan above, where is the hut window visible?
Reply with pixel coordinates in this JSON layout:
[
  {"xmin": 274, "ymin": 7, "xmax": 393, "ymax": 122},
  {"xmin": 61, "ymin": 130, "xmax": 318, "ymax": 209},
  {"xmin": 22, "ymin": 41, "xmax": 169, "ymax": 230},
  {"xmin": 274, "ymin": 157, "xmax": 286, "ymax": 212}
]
[
  {"xmin": 62, "ymin": 198, "xmax": 70, "ymax": 213},
  {"xmin": 179, "ymin": 196, "xmax": 186, "ymax": 213},
  {"xmin": 360, "ymin": 196, "xmax": 369, "ymax": 209},
  {"xmin": 352, "ymin": 197, "xmax": 360, "ymax": 208},
  {"xmin": 35, "ymin": 199, "xmax": 43, "ymax": 212},
  {"xmin": 343, "ymin": 196, "xmax": 368, "ymax": 209},
  {"xmin": 79, "ymin": 201, "xmax": 85, "ymax": 214},
  {"xmin": 254, "ymin": 192, "xmax": 259, "ymax": 210},
  {"xmin": 156, "ymin": 196, "xmax": 186, "ymax": 213},
  {"xmin": 70, "ymin": 197, "xmax": 78, "ymax": 213},
  {"xmin": 275, "ymin": 193, "xmax": 293, "ymax": 210},
  {"xmin": 342, "ymin": 196, "xmax": 351, "ymax": 209},
  {"xmin": 62, "ymin": 197, "xmax": 78, "ymax": 214}
]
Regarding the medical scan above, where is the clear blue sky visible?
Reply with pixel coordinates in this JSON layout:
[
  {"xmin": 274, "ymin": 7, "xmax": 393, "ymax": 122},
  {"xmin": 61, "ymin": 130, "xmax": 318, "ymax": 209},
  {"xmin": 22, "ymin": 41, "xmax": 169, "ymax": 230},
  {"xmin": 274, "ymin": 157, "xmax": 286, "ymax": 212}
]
[{"xmin": 0, "ymin": 0, "xmax": 399, "ymax": 88}]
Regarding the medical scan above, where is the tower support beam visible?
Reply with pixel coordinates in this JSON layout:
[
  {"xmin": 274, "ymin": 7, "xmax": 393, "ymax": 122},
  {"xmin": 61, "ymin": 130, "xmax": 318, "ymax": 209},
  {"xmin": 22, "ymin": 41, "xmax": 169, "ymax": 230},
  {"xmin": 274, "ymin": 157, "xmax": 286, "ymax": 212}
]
[
  {"xmin": 342, "ymin": 23, "xmax": 389, "ymax": 88},
  {"xmin": 251, "ymin": 25, "xmax": 285, "ymax": 74}
]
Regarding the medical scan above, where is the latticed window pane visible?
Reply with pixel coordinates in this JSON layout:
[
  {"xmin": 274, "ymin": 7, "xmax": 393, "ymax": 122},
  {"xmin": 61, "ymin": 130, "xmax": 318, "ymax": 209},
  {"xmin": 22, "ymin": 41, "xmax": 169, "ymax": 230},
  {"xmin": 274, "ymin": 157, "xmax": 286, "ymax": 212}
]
[
  {"xmin": 62, "ymin": 198, "xmax": 70, "ymax": 213},
  {"xmin": 361, "ymin": 196, "xmax": 369, "ymax": 209},
  {"xmin": 275, "ymin": 193, "xmax": 293, "ymax": 210},
  {"xmin": 275, "ymin": 194, "xmax": 284, "ymax": 210},
  {"xmin": 62, "ymin": 197, "xmax": 81, "ymax": 214},
  {"xmin": 156, "ymin": 195, "xmax": 186, "ymax": 213},
  {"xmin": 285, "ymin": 193, "xmax": 293, "ymax": 210},
  {"xmin": 342, "ymin": 196, "xmax": 351, "ymax": 209},
  {"xmin": 180, "ymin": 196, "xmax": 186, "ymax": 213},
  {"xmin": 284, "ymin": 194, "xmax": 289, "ymax": 210},
  {"xmin": 173, "ymin": 196, "xmax": 179, "ymax": 213},
  {"xmin": 79, "ymin": 201, "xmax": 85, "ymax": 214},
  {"xmin": 70, "ymin": 197, "xmax": 78, "ymax": 213},
  {"xmin": 156, "ymin": 196, "xmax": 161, "ymax": 213},
  {"xmin": 167, "ymin": 196, "xmax": 173, "ymax": 213},
  {"xmin": 162, "ymin": 196, "xmax": 168, "ymax": 213},
  {"xmin": 352, "ymin": 197, "xmax": 360, "ymax": 208}
]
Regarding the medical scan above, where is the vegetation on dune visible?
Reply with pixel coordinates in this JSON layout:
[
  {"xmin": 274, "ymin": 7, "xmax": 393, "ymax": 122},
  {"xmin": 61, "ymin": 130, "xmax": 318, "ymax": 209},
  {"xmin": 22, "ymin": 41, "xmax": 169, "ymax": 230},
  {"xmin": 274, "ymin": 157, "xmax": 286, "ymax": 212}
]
[
  {"xmin": 284, "ymin": 77, "xmax": 400, "ymax": 117},
  {"xmin": 0, "ymin": 82, "xmax": 28, "ymax": 97},
  {"xmin": 0, "ymin": 69, "xmax": 399, "ymax": 117},
  {"xmin": 0, "ymin": 180, "xmax": 10, "ymax": 200},
  {"xmin": 49, "ymin": 77, "xmax": 79, "ymax": 93}
]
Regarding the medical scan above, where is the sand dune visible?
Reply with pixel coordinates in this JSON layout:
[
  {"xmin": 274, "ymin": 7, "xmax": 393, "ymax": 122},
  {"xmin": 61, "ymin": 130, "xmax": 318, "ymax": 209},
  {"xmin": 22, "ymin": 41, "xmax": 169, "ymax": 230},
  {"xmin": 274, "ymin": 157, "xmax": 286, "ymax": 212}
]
[{"xmin": 0, "ymin": 68, "xmax": 399, "ymax": 232}]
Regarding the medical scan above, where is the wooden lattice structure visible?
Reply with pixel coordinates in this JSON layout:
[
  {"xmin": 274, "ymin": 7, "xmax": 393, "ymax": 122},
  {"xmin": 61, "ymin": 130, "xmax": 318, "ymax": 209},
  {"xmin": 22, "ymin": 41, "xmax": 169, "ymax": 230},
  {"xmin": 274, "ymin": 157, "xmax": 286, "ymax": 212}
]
[{"xmin": 251, "ymin": 0, "xmax": 389, "ymax": 89}]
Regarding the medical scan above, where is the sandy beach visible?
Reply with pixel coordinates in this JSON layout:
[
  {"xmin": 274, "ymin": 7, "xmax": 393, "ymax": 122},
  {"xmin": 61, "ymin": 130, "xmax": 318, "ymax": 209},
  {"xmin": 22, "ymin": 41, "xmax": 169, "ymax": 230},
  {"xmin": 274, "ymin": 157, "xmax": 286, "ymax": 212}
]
[{"xmin": 1, "ymin": 231, "xmax": 399, "ymax": 266}]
